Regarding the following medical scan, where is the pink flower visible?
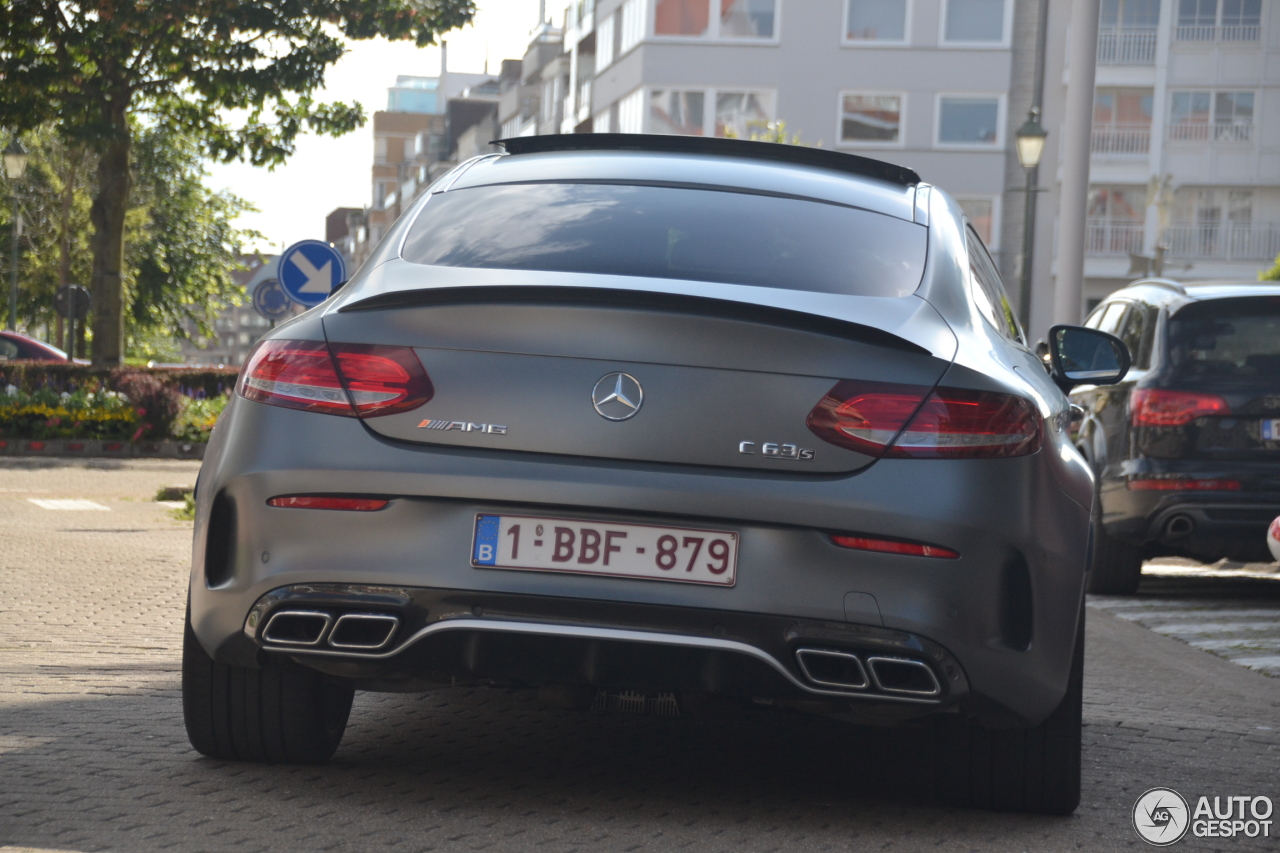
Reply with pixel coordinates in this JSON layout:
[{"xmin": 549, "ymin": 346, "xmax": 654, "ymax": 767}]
[
  {"xmin": 132, "ymin": 425, "xmax": 146, "ymax": 442},
  {"xmin": 136, "ymin": 407, "xmax": 147, "ymax": 417}
]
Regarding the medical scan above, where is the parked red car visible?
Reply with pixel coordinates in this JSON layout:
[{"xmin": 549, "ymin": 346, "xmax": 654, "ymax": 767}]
[{"xmin": 0, "ymin": 331, "xmax": 85, "ymax": 362}]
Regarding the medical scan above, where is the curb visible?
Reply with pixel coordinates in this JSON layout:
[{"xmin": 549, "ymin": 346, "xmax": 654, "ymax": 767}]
[{"xmin": 0, "ymin": 438, "xmax": 206, "ymax": 459}]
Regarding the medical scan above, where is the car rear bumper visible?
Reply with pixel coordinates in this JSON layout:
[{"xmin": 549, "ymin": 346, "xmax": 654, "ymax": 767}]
[
  {"xmin": 1101, "ymin": 461, "xmax": 1280, "ymax": 558},
  {"xmin": 231, "ymin": 583, "xmax": 968, "ymax": 709},
  {"xmin": 189, "ymin": 398, "xmax": 1092, "ymax": 728}
]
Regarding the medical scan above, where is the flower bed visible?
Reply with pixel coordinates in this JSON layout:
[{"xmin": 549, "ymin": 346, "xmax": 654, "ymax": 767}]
[{"xmin": 0, "ymin": 362, "xmax": 238, "ymax": 445}]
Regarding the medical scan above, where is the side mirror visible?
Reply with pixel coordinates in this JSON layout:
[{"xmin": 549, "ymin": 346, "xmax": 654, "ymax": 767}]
[{"xmin": 1047, "ymin": 324, "xmax": 1131, "ymax": 391}]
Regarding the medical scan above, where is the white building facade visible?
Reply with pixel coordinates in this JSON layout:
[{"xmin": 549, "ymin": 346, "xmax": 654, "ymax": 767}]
[{"xmin": 1083, "ymin": 0, "xmax": 1277, "ymax": 308}]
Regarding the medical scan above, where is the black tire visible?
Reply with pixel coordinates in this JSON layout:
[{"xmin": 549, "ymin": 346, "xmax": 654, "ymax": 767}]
[
  {"xmin": 183, "ymin": 610, "xmax": 353, "ymax": 764},
  {"xmin": 935, "ymin": 605, "xmax": 1083, "ymax": 815},
  {"xmin": 1087, "ymin": 514, "xmax": 1144, "ymax": 594}
]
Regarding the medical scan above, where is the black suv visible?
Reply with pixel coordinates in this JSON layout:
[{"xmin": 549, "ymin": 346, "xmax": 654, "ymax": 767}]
[{"xmin": 1072, "ymin": 278, "xmax": 1280, "ymax": 593}]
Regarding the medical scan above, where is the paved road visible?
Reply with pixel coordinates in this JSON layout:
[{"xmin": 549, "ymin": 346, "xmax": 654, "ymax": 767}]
[{"xmin": 1, "ymin": 459, "xmax": 1278, "ymax": 853}]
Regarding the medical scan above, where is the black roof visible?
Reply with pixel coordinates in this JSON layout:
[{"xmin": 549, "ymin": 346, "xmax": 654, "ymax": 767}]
[{"xmin": 495, "ymin": 133, "xmax": 921, "ymax": 187}]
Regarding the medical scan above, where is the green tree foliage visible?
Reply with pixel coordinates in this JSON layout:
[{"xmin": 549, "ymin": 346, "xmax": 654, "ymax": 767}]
[
  {"xmin": 0, "ymin": 0, "xmax": 477, "ymax": 364},
  {"xmin": 1, "ymin": 123, "xmax": 259, "ymax": 360},
  {"xmin": 127, "ymin": 125, "xmax": 261, "ymax": 357},
  {"xmin": 1261, "ymin": 256, "xmax": 1280, "ymax": 281}
]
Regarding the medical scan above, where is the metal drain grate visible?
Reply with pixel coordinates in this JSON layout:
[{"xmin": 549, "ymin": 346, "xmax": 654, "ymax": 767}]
[{"xmin": 590, "ymin": 690, "xmax": 681, "ymax": 717}]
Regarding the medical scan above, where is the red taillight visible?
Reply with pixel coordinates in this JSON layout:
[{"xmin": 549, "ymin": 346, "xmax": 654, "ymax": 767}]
[
  {"xmin": 267, "ymin": 496, "xmax": 389, "ymax": 510},
  {"xmin": 237, "ymin": 340, "xmax": 433, "ymax": 418},
  {"xmin": 830, "ymin": 534, "xmax": 959, "ymax": 559},
  {"xmin": 806, "ymin": 380, "xmax": 1041, "ymax": 459},
  {"xmin": 1127, "ymin": 479, "xmax": 1240, "ymax": 491},
  {"xmin": 238, "ymin": 340, "xmax": 353, "ymax": 415},
  {"xmin": 330, "ymin": 344, "xmax": 434, "ymax": 416},
  {"xmin": 1130, "ymin": 388, "xmax": 1229, "ymax": 427}
]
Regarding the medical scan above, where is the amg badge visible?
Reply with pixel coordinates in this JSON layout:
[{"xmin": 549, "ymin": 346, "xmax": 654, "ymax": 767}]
[{"xmin": 417, "ymin": 419, "xmax": 508, "ymax": 434}]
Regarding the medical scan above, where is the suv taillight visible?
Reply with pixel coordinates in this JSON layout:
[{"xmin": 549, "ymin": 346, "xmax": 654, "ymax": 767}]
[
  {"xmin": 806, "ymin": 380, "xmax": 1042, "ymax": 459},
  {"xmin": 1130, "ymin": 388, "xmax": 1229, "ymax": 427},
  {"xmin": 237, "ymin": 340, "xmax": 433, "ymax": 417}
]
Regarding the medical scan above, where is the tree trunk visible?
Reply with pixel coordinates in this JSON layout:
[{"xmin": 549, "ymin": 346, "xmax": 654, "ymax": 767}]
[{"xmin": 88, "ymin": 127, "xmax": 131, "ymax": 366}]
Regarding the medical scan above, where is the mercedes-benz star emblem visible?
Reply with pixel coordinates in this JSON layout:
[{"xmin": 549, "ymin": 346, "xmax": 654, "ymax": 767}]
[{"xmin": 592, "ymin": 372, "xmax": 644, "ymax": 421}]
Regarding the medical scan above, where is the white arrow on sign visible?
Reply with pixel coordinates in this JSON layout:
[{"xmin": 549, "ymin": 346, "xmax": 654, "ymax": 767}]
[{"xmin": 290, "ymin": 251, "xmax": 333, "ymax": 293}]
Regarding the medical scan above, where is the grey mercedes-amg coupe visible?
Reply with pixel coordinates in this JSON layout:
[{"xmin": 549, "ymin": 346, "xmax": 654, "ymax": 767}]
[{"xmin": 183, "ymin": 134, "xmax": 1130, "ymax": 815}]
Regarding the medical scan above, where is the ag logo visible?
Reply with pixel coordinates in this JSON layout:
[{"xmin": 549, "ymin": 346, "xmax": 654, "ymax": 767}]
[{"xmin": 1133, "ymin": 788, "xmax": 1190, "ymax": 846}]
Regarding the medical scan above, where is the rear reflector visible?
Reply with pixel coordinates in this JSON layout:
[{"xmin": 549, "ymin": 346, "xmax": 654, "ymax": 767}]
[
  {"xmin": 267, "ymin": 496, "xmax": 390, "ymax": 511},
  {"xmin": 830, "ymin": 534, "xmax": 959, "ymax": 559},
  {"xmin": 807, "ymin": 380, "xmax": 1041, "ymax": 459},
  {"xmin": 1127, "ymin": 479, "xmax": 1240, "ymax": 492},
  {"xmin": 238, "ymin": 340, "xmax": 433, "ymax": 417},
  {"xmin": 1130, "ymin": 388, "xmax": 1229, "ymax": 427}
]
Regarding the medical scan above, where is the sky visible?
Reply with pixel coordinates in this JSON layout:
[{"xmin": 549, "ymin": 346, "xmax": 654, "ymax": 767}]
[{"xmin": 204, "ymin": 0, "xmax": 545, "ymax": 253}]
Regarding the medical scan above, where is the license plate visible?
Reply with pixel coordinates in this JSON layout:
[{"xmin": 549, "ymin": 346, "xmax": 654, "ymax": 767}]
[
  {"xmin": 472, "ymin": 514, "xmax": 738, "ymax": 586},
  {"xmin": 1262, "ymin": 419, "xmax": 1280, "ymax": 441}
]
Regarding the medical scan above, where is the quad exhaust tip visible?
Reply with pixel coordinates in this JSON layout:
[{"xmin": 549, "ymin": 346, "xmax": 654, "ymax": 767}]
[
  {"xmin": 795, "ymin": 648, "xmax": 870, "ymax": 690},
  {"xmin": 866, "ymin": 656, "xmax": 942, "ymax": 696},
  {"xmin": 261, "ymin": 610, "xmax": 400, "ymax": 651},
  {"xmin": 328, "ymin": 613, "xmax": 401, "ymax": 650},
  {"xmin": 262, "ymin": 611, "xmax": 332, "ymax": 646}
]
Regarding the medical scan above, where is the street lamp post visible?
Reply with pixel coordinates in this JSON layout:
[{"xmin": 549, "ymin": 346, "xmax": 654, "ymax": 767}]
[
  {"xmin": 1014, "ymin": 109, "xmax": 1048, "ymax": 331},
  {"xmin": 4, "ymin": 140, "xmax": 29, "ymax": 332}
]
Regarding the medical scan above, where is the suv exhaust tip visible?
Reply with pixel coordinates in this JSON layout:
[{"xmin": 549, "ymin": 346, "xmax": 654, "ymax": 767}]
[
  {"xmin": 795, "ymin": 648, "xmax": 869, "ymax": 689},
  {"xmin": 1164, "ymin": 514, "xmax": 1195, "ymax": 538}
]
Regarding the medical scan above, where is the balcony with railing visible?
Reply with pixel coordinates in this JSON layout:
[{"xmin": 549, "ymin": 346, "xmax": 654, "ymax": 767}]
[
  {"xmin": 1092, "ymin": 123, "xmax": 1151, "ymax": 156},
  {"xmin": 1164, "ymin": 224, "xmax": 1280, "ymax": 260},
  {"xmin": 1086, "ymin": 220, "xmax": 1146, "ymax": 256},
  {"xmin": 1175, "ymin": 24, "xmax": 1260, "ymax": 42},
  {"xmin": 1167, "ymin": 121, "xmax": 1254, "ymax": 142},
  {"xmin": 1097, "ymin": 27, "xmax": 1157, "ymax": 64}
]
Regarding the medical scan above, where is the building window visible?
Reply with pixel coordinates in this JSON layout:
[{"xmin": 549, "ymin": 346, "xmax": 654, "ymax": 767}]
[
  {"xmin": 1085, "ymin": 186, "xmax": 1146, "ymax": 256},
  {"xmin": 1092, "ymin": 89, "xmax": 1153, "ymax": 155},
  {"xmin": 845, "ymin": 0, "xmax": 908, "ymax": 42},
  {"xmin": 720, "ymin": 0, "xmax": 777, "ymax": 38},
  {"xmin": 1169, "ymin": 90, "xmax": 1254, "ymax": 142},
  {"xmin": 619, "ymin": 89, "xmax": 644, "ymax": 133},
  {"xmin": 621, "ymin": 0, "xmax": 645, "ymax": 53},
  {"xmin": 943, "ymin": 0, "xmax": 1007, "ymax": 43},
  {"xmin": 597, "ymin": 13, "xmax": 616, "ymax": 68},
  {"xmin": 648, "ymin": 88, "xmax": 773, "ymax": 136},
  {"xmin": 715, "ymin": 92, "xmax": 772, "ymax": 137},
  {"xmin": 1097, "ymin": 0, "xmax": 1159, "ymax": 64},
  {"xmin": 653, "ymin": 0, "xmax": 778, "ymax": 40},
  {"xmin": 650, "ymin": 89, "xmax": 706, "ymax": 135},
  {"xmin": 957, "ymin": 198, "xmax": 995, "ymax": 246},
  {"xmin": 1164, "ymin": 188, "xmax": 1271, "ymax": 259},
  {"xmin": 1177, "ymin": 0, "xmax": 1261, "ymax": 41},
  {"xmin": 839, "ymin": 93, "xmax": 903, "ymax": 145},
  {"xmin": 655, "ymin": 0, "xmax": 710, "ymax": 35},
  {"xmin": 936, "ymin": 96, "xmax": 1001, "ymax": 146}
]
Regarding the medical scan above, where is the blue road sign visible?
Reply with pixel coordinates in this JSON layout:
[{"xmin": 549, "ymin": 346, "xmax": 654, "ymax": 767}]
[
  {"xmin": 252, "ymin": 279, "xmax": 292, "ymax": 320},
  {"xmin": 278, "ymin": 240, "xmax": 347, "ymax": 307}
]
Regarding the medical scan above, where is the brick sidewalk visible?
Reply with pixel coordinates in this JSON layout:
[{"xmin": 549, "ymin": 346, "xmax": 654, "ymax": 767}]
[{"xmin": 1, "ymin": 461, "xmax": 1278, "ymax": 852}]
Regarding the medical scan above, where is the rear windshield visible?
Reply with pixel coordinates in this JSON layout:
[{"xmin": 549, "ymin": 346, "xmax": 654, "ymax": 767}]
[
  {"xmin": 400, "ymin": 182, "xmax": 927, "ymax": 298},
  {"xmin": 1168, "ymin": 297, "xmax": 1280, "ymax": 379}
]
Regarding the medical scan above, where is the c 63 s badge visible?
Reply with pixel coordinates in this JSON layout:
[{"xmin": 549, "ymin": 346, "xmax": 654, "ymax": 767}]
[
  {"xmin": 739, "ymin": 441, "xmax": 815, "ymax": 460},
  {"xmin": 417, "ymin": 419, "xmax": 507, "ymax": 434}
]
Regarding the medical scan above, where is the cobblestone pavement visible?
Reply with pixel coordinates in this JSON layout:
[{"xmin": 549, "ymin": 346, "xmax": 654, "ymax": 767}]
[
  {"xmin": 1093, "ymin": 564, "xmax": 1280, "ymax": 678},
  {"xmin": 1, "ymin": 460, "xmax": 1279, "ymax": 853}
]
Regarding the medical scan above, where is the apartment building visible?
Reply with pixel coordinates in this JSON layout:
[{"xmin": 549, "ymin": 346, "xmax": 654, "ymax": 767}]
[
  {"xmin": 548, "ymin": 0, "xmax": 1035, "ymax": 277},
  {"xmin": 1083, "ymin": 0, "xmax": 1276, "ymax": 307}
]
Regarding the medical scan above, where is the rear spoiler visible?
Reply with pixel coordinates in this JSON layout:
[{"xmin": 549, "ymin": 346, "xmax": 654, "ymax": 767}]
[{"xmin": 339, "ymin": 285, "xmax": 931, "ymax": 356}]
